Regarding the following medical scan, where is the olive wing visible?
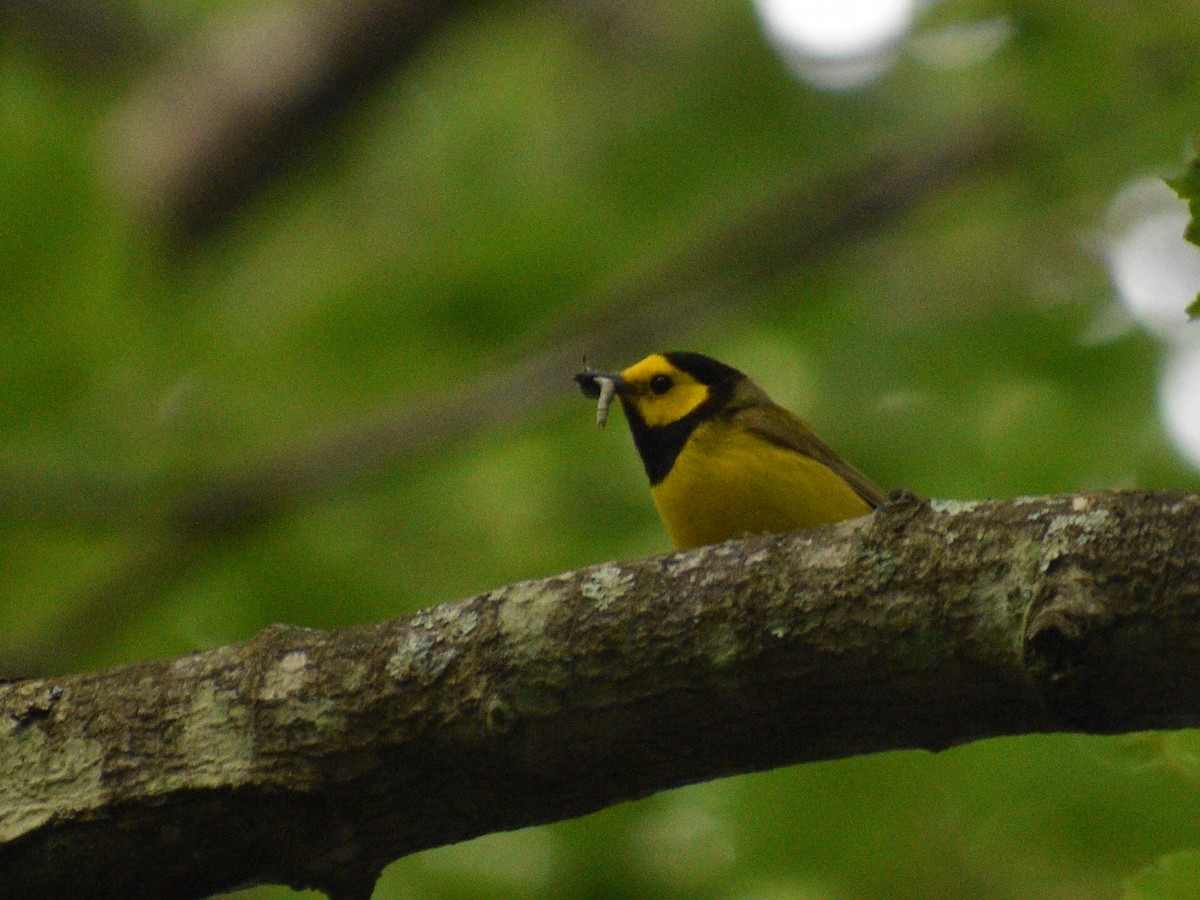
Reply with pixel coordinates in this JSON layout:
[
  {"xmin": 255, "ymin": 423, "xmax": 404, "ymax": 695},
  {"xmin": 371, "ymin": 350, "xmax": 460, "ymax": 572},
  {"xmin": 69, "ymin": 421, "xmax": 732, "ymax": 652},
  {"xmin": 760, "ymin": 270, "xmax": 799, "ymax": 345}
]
[{"xmin": 735, "ymin": 404, "xmax": 887, "ymax": 508}]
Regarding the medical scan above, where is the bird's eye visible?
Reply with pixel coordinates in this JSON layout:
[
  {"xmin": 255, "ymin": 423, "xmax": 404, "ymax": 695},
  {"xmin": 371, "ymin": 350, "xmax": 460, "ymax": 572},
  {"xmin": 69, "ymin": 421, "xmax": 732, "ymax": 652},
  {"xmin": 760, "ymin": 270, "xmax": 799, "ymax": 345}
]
[{"xmin": 650, "ymin": 374, "xmax": 673, "ymax": 395}]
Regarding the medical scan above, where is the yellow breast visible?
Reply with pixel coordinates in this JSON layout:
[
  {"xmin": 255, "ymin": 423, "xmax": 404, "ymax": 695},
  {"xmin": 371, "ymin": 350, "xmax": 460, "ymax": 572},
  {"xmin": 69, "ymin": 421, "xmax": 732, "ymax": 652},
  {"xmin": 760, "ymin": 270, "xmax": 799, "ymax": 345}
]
[{"xmin": 649, "ymin": 419, "xmax": 872, "ymax": 549}]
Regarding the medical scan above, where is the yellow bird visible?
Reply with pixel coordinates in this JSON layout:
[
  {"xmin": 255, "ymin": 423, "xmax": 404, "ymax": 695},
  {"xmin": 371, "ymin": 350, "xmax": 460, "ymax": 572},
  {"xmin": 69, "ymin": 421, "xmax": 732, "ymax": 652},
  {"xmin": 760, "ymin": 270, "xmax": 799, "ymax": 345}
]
[{"xmin": 576, "ymin": 351, "xmax": 884, "ymax": 549}]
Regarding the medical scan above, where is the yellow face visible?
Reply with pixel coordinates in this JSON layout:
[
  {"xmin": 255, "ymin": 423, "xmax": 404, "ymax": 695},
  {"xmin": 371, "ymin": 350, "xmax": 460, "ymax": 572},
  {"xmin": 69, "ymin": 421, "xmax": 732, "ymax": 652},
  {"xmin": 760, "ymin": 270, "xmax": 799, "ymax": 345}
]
[{"xmin": 618, "ymin": 354, "xmax": 711, "ymax": 428}]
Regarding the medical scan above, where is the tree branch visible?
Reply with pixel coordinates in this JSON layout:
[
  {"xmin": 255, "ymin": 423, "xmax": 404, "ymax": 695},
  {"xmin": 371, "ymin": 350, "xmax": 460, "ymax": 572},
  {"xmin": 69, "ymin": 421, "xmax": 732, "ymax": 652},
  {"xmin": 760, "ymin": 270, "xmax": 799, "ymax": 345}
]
[{"xmin": 3, "ymin": 490, "xmax": 1198, "ymax": 897}]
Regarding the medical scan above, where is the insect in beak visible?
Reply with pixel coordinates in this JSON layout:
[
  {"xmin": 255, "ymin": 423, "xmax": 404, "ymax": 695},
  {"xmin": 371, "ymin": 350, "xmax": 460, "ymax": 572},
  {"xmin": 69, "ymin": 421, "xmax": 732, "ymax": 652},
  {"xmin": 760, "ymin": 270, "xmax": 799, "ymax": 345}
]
[{"xmin": 574, "ymin": 364, "xmax": 624, "ymax": 428}]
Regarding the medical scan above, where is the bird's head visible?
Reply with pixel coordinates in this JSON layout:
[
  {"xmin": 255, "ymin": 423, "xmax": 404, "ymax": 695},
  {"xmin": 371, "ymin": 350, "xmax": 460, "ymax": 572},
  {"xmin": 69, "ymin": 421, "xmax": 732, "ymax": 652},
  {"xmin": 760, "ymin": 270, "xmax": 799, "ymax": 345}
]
[{"xmin": 575, "ymin": 352, "xmax": 745, "ymax": 430}]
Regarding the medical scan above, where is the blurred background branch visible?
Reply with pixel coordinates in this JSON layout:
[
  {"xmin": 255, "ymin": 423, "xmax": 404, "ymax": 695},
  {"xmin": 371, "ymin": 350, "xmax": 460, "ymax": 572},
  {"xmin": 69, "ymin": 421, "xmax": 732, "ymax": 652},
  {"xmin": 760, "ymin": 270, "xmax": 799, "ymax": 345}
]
[
  {"xmin": 104, "ymin": 0, "xmax": 476, "ymax": 243},
  {"xmin": 1, "ymin": 0, "xmax": 153, "ymax": 69},
  {"xmin": 0, "ymin": 122, "xmax": 1010, "ymax": 675}
]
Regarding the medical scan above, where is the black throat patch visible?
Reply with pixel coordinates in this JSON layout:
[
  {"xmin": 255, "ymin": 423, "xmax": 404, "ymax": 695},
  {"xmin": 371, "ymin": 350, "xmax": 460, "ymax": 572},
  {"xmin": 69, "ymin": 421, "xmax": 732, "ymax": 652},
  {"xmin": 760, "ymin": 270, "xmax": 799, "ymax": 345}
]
[{"xmin": 621, "ymin": 377, "xmax": 737, "ymax": 486}]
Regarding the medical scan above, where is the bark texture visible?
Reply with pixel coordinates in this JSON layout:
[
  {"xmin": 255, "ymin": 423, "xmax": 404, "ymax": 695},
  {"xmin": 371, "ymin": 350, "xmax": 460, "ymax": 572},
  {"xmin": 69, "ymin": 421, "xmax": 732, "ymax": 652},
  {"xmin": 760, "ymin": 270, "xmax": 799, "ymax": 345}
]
[{"xmin": 2, "ymin": 490, "xmax": 1198, "ymax": 898}]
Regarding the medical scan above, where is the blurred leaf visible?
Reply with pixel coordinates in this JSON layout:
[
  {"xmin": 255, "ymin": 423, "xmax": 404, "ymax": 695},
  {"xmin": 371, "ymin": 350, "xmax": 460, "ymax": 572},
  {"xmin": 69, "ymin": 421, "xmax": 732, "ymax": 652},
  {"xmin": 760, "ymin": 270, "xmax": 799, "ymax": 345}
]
[
  {"xmin": 1166, "ymin": 149, "xmax": 1200, "ymax": 318},
  {"xmin": 1082, "ymin": 731, "xmax": 1200, "ymax": 788},
  {"xmin": 1124, "ymin": 850, "xmax": 1200, "ymax": 899},
  {"xmin": 1167, "ymin": 149, "xmax": 1200, "ymax": 244}
]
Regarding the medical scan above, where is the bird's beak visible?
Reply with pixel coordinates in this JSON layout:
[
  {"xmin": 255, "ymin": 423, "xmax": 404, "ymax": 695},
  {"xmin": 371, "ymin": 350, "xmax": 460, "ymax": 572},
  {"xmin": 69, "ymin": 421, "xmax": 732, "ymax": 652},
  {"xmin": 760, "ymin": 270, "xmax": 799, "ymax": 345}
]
[
  {"xmin": 574, "ymin": 370, "xmax": 625, "ymax": 399},
  {"xmin": 574, "ymin": 370, "xmax": 626, "ymax": 428}
]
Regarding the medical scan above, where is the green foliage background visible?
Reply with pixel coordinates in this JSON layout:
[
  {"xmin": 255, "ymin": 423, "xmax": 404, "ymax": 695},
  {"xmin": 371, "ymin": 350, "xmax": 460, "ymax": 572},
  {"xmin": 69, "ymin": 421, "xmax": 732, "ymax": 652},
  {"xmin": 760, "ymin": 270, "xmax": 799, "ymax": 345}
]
[{"xmin": 2, "ymin": 0, "xmax": 1200, "ymax": 896}]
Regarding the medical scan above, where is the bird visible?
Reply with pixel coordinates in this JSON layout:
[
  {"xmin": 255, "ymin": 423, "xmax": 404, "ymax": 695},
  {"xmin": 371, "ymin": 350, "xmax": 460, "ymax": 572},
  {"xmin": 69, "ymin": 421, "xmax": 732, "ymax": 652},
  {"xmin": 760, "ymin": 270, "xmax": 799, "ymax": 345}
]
[{"xmin": 575, "ymin": 351, "xmax": 884, "ymax": 549}]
